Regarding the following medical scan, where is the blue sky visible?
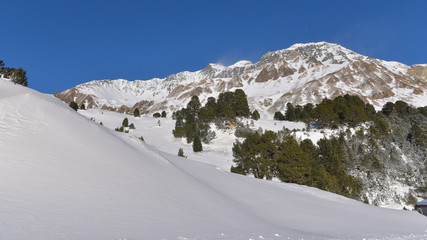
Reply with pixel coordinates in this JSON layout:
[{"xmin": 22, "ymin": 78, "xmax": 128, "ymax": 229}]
[{"xmin": 1, "ymin": 0, "xmax": 426, "ymax": 93}]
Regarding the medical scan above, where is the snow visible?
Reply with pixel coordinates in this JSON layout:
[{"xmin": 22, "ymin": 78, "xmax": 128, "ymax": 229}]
[
  {"xmin": 229, "ymin": 60, "xmax": 253, "ymax": 68},
  {"xmin": 416, "ymin": 200, "xmax": 427, "ymax": 206},
  {"xmin": 2, "ymin": 78, "xmax": 427, "ymax": 239}
]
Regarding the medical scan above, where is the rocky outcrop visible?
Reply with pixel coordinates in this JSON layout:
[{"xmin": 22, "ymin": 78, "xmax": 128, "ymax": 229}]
[{"xmin": 408, "ymin": 64, "xmax": 427, "ymax": 83}]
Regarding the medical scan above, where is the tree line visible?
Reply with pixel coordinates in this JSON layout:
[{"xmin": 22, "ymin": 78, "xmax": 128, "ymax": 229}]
[
  {"xmin": 231, "ymin": 130, "xmax": 362, "ymax": 199},
  {"xmin": 274, "ymin": 95, "xmax": 389, "ymax": 134}
]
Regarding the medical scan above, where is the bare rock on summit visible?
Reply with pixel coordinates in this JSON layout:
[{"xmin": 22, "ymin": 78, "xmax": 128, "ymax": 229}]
[{"xmin": 408, "ymin": 64, "xmax": 427, "ymax": 83}]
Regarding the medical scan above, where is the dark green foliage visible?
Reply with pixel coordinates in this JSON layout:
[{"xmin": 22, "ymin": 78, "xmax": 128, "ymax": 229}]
[
  {"xmin": 69, "ymin": 101, "xmax": 78, "ymax": 111},
  {"xmin": 122, "ymin": 118, "xmax": 129, "ymax": 127},
  {"xmin": 382, "ymin": 102, "xmax": 395, "ymax": 116},
  {"xmin": 161, "ymin": 110, "xmax": 167, "ymax": 118},
  {"xmin": 133, "ymin": 108, "xmax": 140, "ymax": 117},
  {"xmin": 100, "ymin": 122, "xmax": 103, "ymax": 126},
  {"xmin": 216, "ymin": 89, "xmax": 250, "ymax": 119},
  {"xmin": 232, "ymin": 131, "xmax": 276, "ymax": 179},
  {"xmin": 275, "ymin": 136, "xmax": 311, "ymax": 184},
  {"xmin": 80, "ymin": 104, "xmax": 86, "ymax": 110},
  {"xmin": 408, "ymin": 124, "xmax": 426, "ymax": 147},
  {"xmin": 115, "ymin": 126, "xmax": 124, "ymax": 132},
  {"xmin": 0, "ymin": 60, "xmax": 4, "ymax": 72},
  {"xmin": 153, "ymin": 112, "xmax": 161, "ymax": 118},
  {"xmin": 232, "ymin": 89, "xmax": 250, "ymax": 117},
  {"xmin": 198, "ymin": 107, "xmax": 215, "ymax": 123},
  {"xmin": 192, "ymin": 135, "xmax": 203, "ymax": 152},
  {"xmin": 285, "ymin": 103, "xmax": 296, "ymax": 121},
  {"xmin": 178, "ymin": 148, "xmax": 185, "ymax": 157},
  {"xmin": 187, "ymin": 96, "xmax": 201, "ymax": 119},
  {"xmin": 419, "ymin": 107, "xmax": 427, "ymax": 117},
  {"xmin": 173, "ymin": 89, "xmax": 251, "ymax": 144},
  {"xmin": 232, "ymin": 131, "xmax": 362, "ymax": 200},
  {"xmin": 139, "ymin": 136, "xmax": 144, "ymax": 141},
  {"xmin": 251, "ymin": 110, "xmax": 260, "ymax": 120},
  {"xmin": 280, "ymin": 95, "xmax": 387, "ymax": 130},
  {"xmin": 129, "ymin": 123, "xmax": 135, "ymax": 129},
  {"xmin": 274, "ymin": 111, "xmax": 285, "ymax": 120},
  {"xmin": 0, "ymin": 60, "xmax": 28, "ymax": 86}
]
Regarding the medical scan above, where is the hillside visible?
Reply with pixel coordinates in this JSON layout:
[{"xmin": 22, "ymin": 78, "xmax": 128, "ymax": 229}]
[
  {"xmin": 56, "ymin": 42, "xmax": 427, "ymax": 117},
  {"xmin": 2, "ymin": 78, "xmax": 427, "ymax": 239}
]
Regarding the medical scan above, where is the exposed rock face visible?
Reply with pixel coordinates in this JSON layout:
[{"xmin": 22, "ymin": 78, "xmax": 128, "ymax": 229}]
[
  {"xmin": 55, "ymin": 42, "xmax": 427, "ymax": 116},
  {"xmin": 408, "ymin": 64, "xmax": 427, "ymax": 83}
]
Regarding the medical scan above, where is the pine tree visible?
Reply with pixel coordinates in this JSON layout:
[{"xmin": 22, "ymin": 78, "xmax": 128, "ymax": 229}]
[
  {"xmin": 161, "ymin": 110, "xmax": 167, "ymax": 118},
  {"xmin": 69, "ymin": 101, "xmax": 78, "ymax": 111},
  {"xmin": 251, "ymin": 110, "xmax": 260, "ymax": 120},
  {"xmin": 285, "ymin": 103, "xmax": 296, "ymax": 121},
  {"xmin": 382, "ymin": 102, "xmax": 395, "ymax": 116},
  {"xmin": 153, "ymin": 112, "xmax": 161, "ymax": 118},
  {"xmin": 122, "ymin": 118, "xmax": 129, "ymax": 127},
  {"xmin": 0, "ymin": 60, "xmax": 5, "ymax": 74},
  {"xmin": 9, "ymin": 68, "xmax": 28, "ymax": 86},
  {"xmin": 274, "ymin": 111, "xmax": 285, "ymax": 120},
  {"xmin": 80, "ymin": 104, "xmax": 86, "ymax": 110},
  {"xmin": 129, "ymin": 123, "xmax": 135, "ymax": 129},
  {"xmin": 192, "ymin": 135, "xmax": 203, "ymax": 152},
  {"xmin": 275, "ymin": 136, "xmax": 311, "ymax": 185},
  {"xmin": 178, "ymin": 148, "xmax": 185, "ymax": 157},
  {"xmin": 187, "ymin": 96, "xmax": 201, "ymax": 117},
  {"xmin": 133, "ymin": 108, "xmax": 140, "ymax": 117}
]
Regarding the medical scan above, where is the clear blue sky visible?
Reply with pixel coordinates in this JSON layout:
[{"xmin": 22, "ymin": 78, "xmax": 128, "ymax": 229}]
[{"xmin": 1, "ymin": 0, "xmax": 426, "ymax": 93}]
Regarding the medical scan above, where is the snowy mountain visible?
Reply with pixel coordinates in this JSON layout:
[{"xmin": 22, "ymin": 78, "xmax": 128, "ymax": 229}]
[
  {"xmin": 56, "ymin": 42, "xmax": 427, "ymax": 116},
  {"xmin": 2, "ymin": 77, "xmax": 427, "ymax": 239}
]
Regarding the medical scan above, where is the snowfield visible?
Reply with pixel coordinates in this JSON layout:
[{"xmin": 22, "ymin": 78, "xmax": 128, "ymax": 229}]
[{"xmin": 1, "ymin": 78, "xmax": 427, "ymax": 239}]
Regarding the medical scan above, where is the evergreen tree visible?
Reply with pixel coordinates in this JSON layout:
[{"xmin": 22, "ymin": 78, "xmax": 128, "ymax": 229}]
[
  {"xmin": 80, "ymin": 104, "xmax": 86, "ymax": 110},
  {"xmin": 274, "ymin": 136, "xmax": 311, "ymax": 185},
  {"xmin": 122, "ymin": 118, "xmax": 129, "ymax": 127},
  {"xmin": 153, "ymin": 112, "xmax": 161, "ymax": 118},
  {"xmin": 198, "ymin": 107, "xmax": 215, "ymax": 123},
  {"xmin": 382, "ymin": 102, "xmax": 395, "ymax": 116},
  {"xmin": 192, "ymin": 135, "xmax": 203, "ymax": 152},
  {"xmin": 161, "ymin": 110, "xmax": 167, "ymax": 118},
  {"xmin": 408, "ymin": 124, "xmax": 426, "ymax": 147},
  {"xmin": 9, "ymin": 68, "xmax": 28, "ymax": 86},
  {"xmin": 313, "ymin": 100, "xmax": 339, "ymax": 128},
  {"xmin": 274, "ymin": 111, "xmax": 285, "ymax": 120},
  {"xmin": 129, "ymin": 123, "xmax": 135, "ymax": 129},
  {"xmin": 69, "ymin": 101, "xmax": 78, "ymax": 111},
  {"xmin": 233, "ymin": 89, "xmax": 250, "ymax": 117},
  {"xmin": 285, "ymin": 103, "xmax": 296, "ymax": 121},
  {"xmin": 173, "ymin": 111, "xmax": 185, "ymax": 138},
  {"xmin": 133, "ymin": 108, "xmax": 140, "ymax": 117},
  {"xmin": 178, "ymin": 148, "xmax": 185, "ymax": 157},
  {"xmin": 187, "ymin": 95, "xmax": 201, "ymax": 118},
  {"xmin": 251, "ymin": 110, "xmax": 260, "ymax": 120},
  {"xmin": 0, "ymin": 60, "xmax": 5, "ymax": 74}
]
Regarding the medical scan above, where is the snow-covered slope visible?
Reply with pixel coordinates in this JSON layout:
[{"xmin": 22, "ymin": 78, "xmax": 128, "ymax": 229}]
[
  {"xmin": 56, "ymin": 42, "xmax": 427, "ymax": 117},
  {"xmin": 2, "ymin": 80, "xmax": 427, "ymax": 239}
]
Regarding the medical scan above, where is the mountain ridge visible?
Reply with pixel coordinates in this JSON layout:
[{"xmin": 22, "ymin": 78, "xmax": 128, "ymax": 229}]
[{"xmin": 55, "ymin": 42, "xmax": 427, "ymax": 116}]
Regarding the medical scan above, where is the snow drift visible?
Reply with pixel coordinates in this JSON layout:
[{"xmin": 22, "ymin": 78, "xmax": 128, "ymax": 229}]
[{"xmin": 1, "ymin": 78, "xmax": 427, "ymax": 239}]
